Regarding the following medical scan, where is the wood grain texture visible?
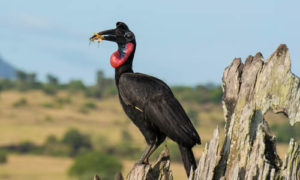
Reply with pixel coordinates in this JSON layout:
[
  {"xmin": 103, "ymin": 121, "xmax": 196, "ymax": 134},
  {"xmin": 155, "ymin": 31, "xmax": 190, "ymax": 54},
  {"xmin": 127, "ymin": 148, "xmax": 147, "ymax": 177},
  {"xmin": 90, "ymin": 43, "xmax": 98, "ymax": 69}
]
[
  {"xmin": 126, "ymin": 146, "xmax": 173, "ymax": 180},
  {"xmin": 192, "ymin": 44, "xmax": 299, "ymax": 180}
]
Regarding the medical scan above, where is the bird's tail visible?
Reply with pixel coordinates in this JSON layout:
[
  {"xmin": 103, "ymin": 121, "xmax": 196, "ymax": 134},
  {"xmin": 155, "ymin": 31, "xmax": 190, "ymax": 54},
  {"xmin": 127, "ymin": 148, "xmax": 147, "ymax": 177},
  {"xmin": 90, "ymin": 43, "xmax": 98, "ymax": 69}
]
[{"xmin": 178, "ymin": 144, "xmax": 197, "ymax": 177}]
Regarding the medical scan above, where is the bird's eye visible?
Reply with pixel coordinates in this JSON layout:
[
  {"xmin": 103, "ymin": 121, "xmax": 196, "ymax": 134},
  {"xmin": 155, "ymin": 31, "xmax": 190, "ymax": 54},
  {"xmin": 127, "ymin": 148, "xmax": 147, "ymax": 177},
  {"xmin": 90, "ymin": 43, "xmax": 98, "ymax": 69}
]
[
  {"xmin": 125, "ymin": 32, "xmax": 133, "ymax": 39},
  {"xmin": 125, "ymin": 32, "xmax": 131, "ymax": 38}
]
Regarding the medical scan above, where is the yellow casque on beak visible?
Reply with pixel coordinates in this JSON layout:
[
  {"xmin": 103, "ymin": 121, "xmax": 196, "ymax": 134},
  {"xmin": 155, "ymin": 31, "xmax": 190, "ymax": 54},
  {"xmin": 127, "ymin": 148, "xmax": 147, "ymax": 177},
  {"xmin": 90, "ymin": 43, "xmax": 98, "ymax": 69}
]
[{"xmin": 90, "ymin": 33, "xmax": 105, "ymax": 43}]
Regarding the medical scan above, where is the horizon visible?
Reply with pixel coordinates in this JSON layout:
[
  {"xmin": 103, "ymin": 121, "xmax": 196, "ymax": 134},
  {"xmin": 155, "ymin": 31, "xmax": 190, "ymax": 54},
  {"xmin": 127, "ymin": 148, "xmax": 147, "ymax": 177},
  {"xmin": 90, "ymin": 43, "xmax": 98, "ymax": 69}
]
[
  {"xmin": 0, "ymin": 56, "xmax": 221, "ymax": 87},
  {"xmin": 0, "ymin": 0, "xmax": 300, "ymax": 86}
]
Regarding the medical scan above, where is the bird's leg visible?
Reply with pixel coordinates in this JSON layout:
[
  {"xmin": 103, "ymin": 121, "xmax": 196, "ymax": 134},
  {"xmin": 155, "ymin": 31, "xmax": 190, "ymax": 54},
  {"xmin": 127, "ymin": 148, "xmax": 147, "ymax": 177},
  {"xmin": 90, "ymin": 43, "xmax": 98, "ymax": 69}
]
[
  {"xmin": 144, "ymin": 135, "xmax": 166, "ymax": 163},
  {"xmin": 137, "ymin": 144, "xmax": 155, "ymax": 164},
  {"xmin": 143, "ymin": 144, "xmax": 159, "ymax": 163}
]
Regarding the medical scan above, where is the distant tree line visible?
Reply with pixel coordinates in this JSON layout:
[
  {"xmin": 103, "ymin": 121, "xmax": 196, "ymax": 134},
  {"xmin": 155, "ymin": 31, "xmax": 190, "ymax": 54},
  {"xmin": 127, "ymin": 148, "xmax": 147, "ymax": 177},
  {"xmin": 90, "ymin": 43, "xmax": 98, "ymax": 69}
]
[
  {"xmin": 0, "ymin": 69, "xmax": 223, "ymax": 103},
  {"xmin": 172, "ymin": 83, "xmax": 223, "ymax": 104},
  {"xmin": 0, "ymin": 70, "xmax": 117, "ymax": 98}
]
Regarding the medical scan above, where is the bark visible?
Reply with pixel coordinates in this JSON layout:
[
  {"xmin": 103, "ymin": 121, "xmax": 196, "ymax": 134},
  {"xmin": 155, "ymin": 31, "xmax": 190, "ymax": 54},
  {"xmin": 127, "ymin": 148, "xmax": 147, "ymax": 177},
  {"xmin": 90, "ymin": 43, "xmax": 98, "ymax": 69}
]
[
  {"xmin": 126, "ymin": 146, "xmax": 173, "ymax": 180},
  {"xmin": 193, "ymin": 44, "xmax": 300, "ymax": 180}
]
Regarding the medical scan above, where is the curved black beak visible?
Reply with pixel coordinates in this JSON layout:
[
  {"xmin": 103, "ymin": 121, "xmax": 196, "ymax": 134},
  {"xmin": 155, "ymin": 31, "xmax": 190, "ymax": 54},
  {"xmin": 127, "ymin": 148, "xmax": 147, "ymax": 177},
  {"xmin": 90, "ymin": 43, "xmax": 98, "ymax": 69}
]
[{"xmin": 89, "ymin": 28, "xmax": 116, "ymax": 42}]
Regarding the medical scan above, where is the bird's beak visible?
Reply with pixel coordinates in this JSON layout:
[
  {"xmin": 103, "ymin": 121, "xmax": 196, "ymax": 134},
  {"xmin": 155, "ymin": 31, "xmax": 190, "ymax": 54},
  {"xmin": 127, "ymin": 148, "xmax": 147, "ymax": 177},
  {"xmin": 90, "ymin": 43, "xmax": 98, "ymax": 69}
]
[{"xmin": 89, "ymin": 28, "xmax": 116, "ymax": 43}]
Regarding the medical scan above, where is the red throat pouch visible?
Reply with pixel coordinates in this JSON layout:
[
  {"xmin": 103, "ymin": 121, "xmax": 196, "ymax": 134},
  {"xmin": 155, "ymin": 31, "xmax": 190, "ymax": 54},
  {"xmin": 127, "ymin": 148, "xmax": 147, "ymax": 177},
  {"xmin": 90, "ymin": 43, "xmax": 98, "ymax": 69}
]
[{"xmin": 110, "ymin": 43, "xmax": 134, "ymax": 68}]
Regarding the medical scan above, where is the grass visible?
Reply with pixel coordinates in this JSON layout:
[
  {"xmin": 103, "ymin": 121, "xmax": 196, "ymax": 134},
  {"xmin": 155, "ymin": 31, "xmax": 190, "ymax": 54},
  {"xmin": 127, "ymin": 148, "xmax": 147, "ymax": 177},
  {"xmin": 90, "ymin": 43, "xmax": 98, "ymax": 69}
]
[
  {"xmin": 0, "ymin": 155, "xmax": 72, "ymax": 180},
  {"xmin": 0, "ymin": 90, "xmax": 297, "ymax": 179},
  {"xmin": 0, "ymin": 90, "xmax": 224, "ymax": 148},
  {"xmin": 0, "ymin": 91, "xmax": 128, "ymax": 146},
  {"xmin": 0, "ymin": 155, "xmax": 187, "ymax": 180}
]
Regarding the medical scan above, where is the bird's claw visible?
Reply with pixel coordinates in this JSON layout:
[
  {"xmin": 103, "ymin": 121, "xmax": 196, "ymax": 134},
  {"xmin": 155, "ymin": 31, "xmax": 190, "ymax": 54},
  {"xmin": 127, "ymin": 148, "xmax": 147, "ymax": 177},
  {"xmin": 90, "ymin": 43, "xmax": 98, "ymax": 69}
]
[{"xmin": 136, "ymin": 158, "xmax": 149, "ymax": 165}]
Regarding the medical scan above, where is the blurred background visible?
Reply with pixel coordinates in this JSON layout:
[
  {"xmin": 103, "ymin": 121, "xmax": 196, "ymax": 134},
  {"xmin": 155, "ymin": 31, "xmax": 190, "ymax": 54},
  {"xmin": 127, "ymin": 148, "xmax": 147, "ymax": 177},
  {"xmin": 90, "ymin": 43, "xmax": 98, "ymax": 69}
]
[{"xmin": 0, "ymin": 0, "xmax": 299, "ymax": 179}]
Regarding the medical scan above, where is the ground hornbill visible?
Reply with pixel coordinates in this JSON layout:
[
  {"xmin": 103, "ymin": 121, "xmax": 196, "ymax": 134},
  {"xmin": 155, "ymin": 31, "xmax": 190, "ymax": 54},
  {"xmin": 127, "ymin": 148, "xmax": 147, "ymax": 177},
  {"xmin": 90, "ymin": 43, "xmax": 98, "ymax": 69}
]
[{"xmin": 90, "ymin": 22, "xmax": 201, "ymax": 177}]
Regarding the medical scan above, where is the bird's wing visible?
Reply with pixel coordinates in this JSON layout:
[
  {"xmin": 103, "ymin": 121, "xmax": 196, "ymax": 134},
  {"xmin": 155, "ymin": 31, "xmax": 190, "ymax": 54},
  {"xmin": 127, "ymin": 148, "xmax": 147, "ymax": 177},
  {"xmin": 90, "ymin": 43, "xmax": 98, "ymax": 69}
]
[
  {"xmin": 118, "ymin": 73, "xmax": 173, "ymax": 110},
  {"xmin": 119, "ymin": 72, "xmax": 201, "ymax": 146},
  {"xmin": 144, "ymin": 94, "xmax": 201, "ymax": 147}
]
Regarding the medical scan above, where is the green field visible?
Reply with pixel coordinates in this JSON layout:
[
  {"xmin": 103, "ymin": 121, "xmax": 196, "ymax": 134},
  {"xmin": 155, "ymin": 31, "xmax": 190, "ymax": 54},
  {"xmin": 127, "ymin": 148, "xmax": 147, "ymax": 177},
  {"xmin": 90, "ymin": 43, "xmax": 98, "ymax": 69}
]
[{"xmin": 0, "ymin": 90, "xmax": 296, "ymax": 180}]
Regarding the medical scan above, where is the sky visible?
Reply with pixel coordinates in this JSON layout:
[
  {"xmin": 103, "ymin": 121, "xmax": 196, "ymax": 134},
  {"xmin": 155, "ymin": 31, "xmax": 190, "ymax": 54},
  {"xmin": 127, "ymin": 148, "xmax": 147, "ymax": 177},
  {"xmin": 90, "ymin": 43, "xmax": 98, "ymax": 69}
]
[{"xmin": 0, "ymin": 0, "xmax": 299, "ymax": 86}]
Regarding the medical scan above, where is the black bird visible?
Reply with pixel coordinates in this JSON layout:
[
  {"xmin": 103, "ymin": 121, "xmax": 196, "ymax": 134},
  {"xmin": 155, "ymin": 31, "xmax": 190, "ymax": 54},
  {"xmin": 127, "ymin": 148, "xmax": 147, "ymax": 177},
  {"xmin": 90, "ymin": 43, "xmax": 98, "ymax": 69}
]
[{"xmin": 90, "ymin": 22, "xmax": 201, "ymax": 177}]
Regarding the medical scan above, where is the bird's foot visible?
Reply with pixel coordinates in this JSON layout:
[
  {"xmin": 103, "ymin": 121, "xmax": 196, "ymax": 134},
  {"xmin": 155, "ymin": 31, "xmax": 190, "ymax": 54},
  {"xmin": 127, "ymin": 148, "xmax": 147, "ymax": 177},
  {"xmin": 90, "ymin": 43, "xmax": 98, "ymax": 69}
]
[{"xmin": 136, "ymin": 158, "xmax": 149, "ymax": 165}]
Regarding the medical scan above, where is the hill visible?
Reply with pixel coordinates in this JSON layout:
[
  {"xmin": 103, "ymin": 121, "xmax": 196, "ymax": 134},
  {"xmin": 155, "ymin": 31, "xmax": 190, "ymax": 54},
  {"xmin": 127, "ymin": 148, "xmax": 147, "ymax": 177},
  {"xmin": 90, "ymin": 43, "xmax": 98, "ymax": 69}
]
[{"xmin": 0, "ymin": 56, "xmax": 16, "ymax": 79}]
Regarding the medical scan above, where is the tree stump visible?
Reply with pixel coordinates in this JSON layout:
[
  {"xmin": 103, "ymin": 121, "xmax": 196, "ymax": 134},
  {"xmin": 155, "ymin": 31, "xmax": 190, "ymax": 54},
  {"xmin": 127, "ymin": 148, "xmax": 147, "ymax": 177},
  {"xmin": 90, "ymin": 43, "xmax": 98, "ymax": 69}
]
[
  {"xmin": 192, "ymin": 44, "xmax": 300, "ymax": 180},
  {"xmin": 126, "ymin": 146, "xmax": 173, "ymax": 180}
]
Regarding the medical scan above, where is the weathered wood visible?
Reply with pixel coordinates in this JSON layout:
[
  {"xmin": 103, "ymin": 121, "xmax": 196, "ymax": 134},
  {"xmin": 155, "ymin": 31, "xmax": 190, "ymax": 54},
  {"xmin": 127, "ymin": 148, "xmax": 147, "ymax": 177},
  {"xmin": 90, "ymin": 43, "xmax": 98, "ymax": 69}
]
[
  {"xmin": 193, "ymin": 128, "xmax": 220, "ymax": 180},
  {"xmin": 280, "ymin": 138, "xmax": 300, "ymax": 180},
  {"xmin": 126, "ymin": 163, "xmax": 151, "ymax": 180},
  {"xmin": 115, "ymin": 172, "xmax": 124, "ymax": 180},
  {"xmin": 94, "ymin": 174, "xmax": 101, "ymax": 180},
  {"xmin": 126, "ymin": 146, "xmax": 173, "ymax": 180},
  {"xmin": 192, "ymin": 44, "xmax": 300, "ymax": 180}
]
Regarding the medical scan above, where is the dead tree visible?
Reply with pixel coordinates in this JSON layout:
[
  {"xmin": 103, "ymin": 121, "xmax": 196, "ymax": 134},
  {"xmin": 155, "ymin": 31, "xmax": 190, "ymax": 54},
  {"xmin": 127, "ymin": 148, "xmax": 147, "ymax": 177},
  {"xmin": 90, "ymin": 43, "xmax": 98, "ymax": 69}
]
[{"xmin": 192, "ymin": 44, "xmax": 299, "ymax": 180}]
